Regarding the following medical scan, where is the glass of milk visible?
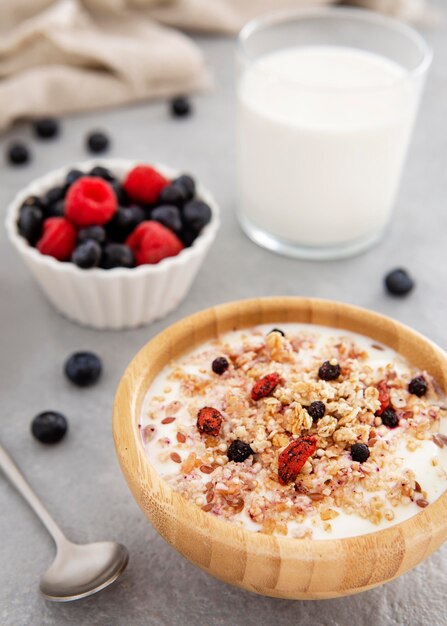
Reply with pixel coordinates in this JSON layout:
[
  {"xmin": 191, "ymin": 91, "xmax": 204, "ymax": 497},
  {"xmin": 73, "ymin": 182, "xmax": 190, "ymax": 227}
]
[{"xmin": 236, "ymin": 8, "xmax": 432, "ymax": 260}]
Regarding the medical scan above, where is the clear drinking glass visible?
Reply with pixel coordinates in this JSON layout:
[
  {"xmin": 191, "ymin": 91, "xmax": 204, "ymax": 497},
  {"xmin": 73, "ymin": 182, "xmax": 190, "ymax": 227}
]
[{"xmin": 236, "ymin": 7, "xmax": 432, "ymax": 260}]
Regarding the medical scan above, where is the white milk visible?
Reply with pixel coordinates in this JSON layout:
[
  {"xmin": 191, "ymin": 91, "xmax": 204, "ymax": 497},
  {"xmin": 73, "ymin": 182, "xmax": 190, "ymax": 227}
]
[{"xmin": 237, "ymin": 46, "xmax": 420, "ymax": 251}]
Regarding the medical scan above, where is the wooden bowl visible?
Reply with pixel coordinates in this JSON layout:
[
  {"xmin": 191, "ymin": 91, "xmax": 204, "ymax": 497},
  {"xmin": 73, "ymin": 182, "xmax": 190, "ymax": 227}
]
[{"xmin": 113, "ymin": 297, "xmax": 447, "ymax": 599}]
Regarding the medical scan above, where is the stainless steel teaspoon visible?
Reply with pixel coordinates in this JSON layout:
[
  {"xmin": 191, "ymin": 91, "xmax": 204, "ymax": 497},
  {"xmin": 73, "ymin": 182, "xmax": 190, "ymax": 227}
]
[{"xmin": 0, "ymin": 442, "xmax": 129, "ymax": 601}]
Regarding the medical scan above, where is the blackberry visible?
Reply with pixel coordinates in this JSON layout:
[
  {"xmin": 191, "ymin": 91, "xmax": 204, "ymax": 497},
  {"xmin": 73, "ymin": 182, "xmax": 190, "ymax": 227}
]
[
  {"xmin": 408, "ymin": 375, "xmax": 428, "ymax": 397},
  {"xmin": 381, "ymin": 407, "xmax": 399, "ymax": 429},
  {"xmin": 318, "ymin": 361, "xmax": 341, "ymax": 381},
  {"xmin": 350, "ymin": 443, "xmax": 370, "ymax": 463},
  {"xmin": 211, "ymin": 357, "xmax": 229, "ymax": 375},
  {"xmin": 307, "ymin": 401, "xmax": 325, "ymax": 421},
  {"xmin": 227, "ymin": 440, "xmax": 254, "ymax": 463}
]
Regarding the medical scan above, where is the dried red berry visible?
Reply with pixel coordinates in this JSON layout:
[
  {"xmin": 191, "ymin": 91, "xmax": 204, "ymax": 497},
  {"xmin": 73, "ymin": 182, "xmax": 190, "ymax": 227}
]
[
  {"xmin": 376, "ymin": 380, "xmax": 390, "ymax": 416},
  {"xmin": 251, "ymin": 373, "xmax": 281, "ymax": 401},
  {"xmin": 278, "ymin": 436, "xmax": 317, "ymax": 485},
  {"xmin": 197, "ymin": 407, "xmax": 223, "ymax": 437}
]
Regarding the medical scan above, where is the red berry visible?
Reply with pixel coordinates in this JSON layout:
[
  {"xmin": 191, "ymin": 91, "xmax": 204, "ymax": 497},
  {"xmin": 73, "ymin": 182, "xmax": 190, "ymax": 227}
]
[
  {"xmin": 126, "ymin": 221, "xmax": 184, "ymax": 265},
  {"xmin": 251, "ymin": 373, "xmax": 281, "ymax": 401},
  {"xmin": 197, "ymin": 407, "xmax": 223, "ymax": 437},
  {"xmin": 65, "ymin": 177, "xmax": 117, "ymax": 227},
  {"xmin": 278, "ymin": 436, "xmax": 317, "ymax": 485},
  {"xmin": 123, "ymin": 165, "xmax": 169, "ymax": 204},
  {"xmin": 36, "ymin": 217, "xmax": 77, "ymax": 261}
]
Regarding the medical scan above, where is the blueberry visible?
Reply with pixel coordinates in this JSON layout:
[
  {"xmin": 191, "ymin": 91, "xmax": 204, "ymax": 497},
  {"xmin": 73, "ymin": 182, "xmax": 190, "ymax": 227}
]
[
  {"xmin": 318, "ymin": 361, "xmax": 341, "ymax": 381},
  {"xmin": 170, "ymin": 96, "xmax": 192, "ymax": 118},
  {"xmin": 106, "ymin": 206, "xmax": 145, "ymax": 241},
  {"xmin": 350, "ymin": 443, "xmax": 370, "ymax": 463},
  {"xmin": 86, "ymin": 131, "xmax": 110, "ymax": 154},
  {"xmin": 408, "ymin": 375, "xmax": 428, "ymax": 397},
  {"xmin": 45, "ymin": 200, "xmax": 65, "ymax": 218},
  {"xmin": 384, "ymin": 268, "xmax": 414, "ymax": 296},
  {"xmin": 101, "ymin": 243, "xmax": 135, "ymax": 269},
  {"xmin": 71, "ymin": 240, "xmax": 102, "ymax": 269},
  {"xmin": 45, "ymin": 186, "xmax": 66, "ymax": 205},
  {"xmin": 212, "ymin": 357, "xmax": 229, "ymax": 375},
  {"xmin": 31, "ymin": 411, "xmax": 68, "ymax": 444},
  {"xmin": 173, "ymin": 175, "xmax": 195, "ymax": 201},
  {"xmin": 65, "ymin": 169, "xmax": 84, "ymax": 186},
  {"xmin": 159, "ymin": 183, "xmax": 188, "ymax": 207},
  {"xmin": 33, "ymin": 118, "xmax": 60, "ymax": 140},
  {"xmin": 268, "ymin": 328, "xmax": 285, "ymax": 337},
  {"xmin": 21, "ymin": 195, "xmax": 44, "ymax": 210},
  {"xmin": 65, "ymin": 351, "xmax": 102, "ymax": 387},
  {"xmin": 151, "ymin": 205, "xmax": 182, "ymax": 233},
  {"xmin": 227, "ymin": 440, "xmax": 254, "ymax": 463},
  {"xmin": 110, "ymin": 181, "xmax": 129, "ymax": 206},
  {"xmin": 7, "ymin": 142, "xmax": 31, "ymax": 166},
  {"xmin": 381, "ymin": 407, "xmax": 399, "ymax": 428},
  {"xmin": 17, "ymin": 206, "xmax": 43, "ymax": 245},
  {"xmin": 307, "ymin": 401, "xmax": 325, "ymax": 421},
  {"xmin": 179, "ymin": 226, "xmax": 197, "ymax": 248},
  {"xmin": 77, "ymin": 225, "xmax": 107, "ymax": 246},
  {"xmin": 89, "ymin": 165, "xmax": 116, "ymax": 183},
  {"xmin": 183, "ymin": 200, "xmax": 212, "ymax": 233}
]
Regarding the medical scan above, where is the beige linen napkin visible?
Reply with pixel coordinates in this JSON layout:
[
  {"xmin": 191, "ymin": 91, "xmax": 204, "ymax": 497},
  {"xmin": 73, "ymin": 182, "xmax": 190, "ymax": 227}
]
[{"xmin": 0, "ymin": 0, "xmax": 431, "ymax": 131}]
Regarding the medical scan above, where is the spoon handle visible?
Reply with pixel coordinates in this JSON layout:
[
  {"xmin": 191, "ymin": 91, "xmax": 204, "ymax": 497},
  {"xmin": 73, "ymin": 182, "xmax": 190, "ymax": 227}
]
[{"xmin": 0, "ymin": 443, "xmax": 67, "ymax": 547}]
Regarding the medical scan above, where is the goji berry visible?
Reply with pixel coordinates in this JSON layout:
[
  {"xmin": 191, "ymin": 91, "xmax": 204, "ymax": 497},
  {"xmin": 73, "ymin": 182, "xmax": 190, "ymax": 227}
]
[
  {"xmin": 278, "ymin": 436, "xmax": 317, "ymax": 485},
  {"xmin": 251, "ymin": 373, "xmax": 281, "ymax": 401},
  {"xmin": 197, "ymin": 407, "xmax": 223, "ymax": 437}
]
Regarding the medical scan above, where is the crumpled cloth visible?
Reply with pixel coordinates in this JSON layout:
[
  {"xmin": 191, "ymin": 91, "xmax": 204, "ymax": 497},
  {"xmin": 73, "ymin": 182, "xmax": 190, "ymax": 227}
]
[{"xmin": 0, "ymin": 0, "xmax": 431, "ymax": 131}]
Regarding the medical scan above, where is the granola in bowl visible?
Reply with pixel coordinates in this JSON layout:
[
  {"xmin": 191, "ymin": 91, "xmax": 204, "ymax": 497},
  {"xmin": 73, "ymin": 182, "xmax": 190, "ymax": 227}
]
[{"xmin": 139, "ymin": 324, "xmax": 447, "ymax": 539}]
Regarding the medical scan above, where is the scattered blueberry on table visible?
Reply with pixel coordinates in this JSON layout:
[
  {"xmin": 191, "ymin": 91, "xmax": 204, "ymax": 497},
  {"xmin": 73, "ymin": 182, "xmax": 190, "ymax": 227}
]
[
  {"xmin": 384, "ymin": 268, "xmax": 414, "ymax": 296},
  {"xmin": 7, "ymin": 142, "xmax": 31, "ymax": 166},
  {"xmin": 33, "ymin": 118, "xmax": 60, "ymax": 140},
  {"xmin": 170, "ymin": 96, "xmax": 192, "ymax": 118},
  {"xmin": 86, "ymin": 131, "xmax": 110, "ymax": 154},
  {"xmin": 31, "ymin": 411, "xmax": 68, "ymax": 444},
  {"xmin": 65, "ymin": 352, "xmax": 102, "ymax": 387}
]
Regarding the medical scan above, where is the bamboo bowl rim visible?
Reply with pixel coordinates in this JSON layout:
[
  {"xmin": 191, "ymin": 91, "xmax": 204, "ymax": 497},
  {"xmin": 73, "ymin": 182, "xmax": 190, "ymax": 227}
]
[{"xmin": 113, "ymin": 297, "xmax": 447, "ymax": 596}]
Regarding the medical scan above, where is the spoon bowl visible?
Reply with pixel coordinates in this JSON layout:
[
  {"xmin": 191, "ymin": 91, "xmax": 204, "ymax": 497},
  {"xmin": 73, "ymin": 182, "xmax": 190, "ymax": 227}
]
[{"xmin": 40, "ymin": 540, "xmax": 129, "ymax": 602}]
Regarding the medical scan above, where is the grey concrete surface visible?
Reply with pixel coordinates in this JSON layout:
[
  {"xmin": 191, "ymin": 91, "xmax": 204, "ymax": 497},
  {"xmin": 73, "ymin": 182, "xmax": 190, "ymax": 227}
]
[{"xmin": 1, "ymin": 13, "xmax": 447, "ymax": 626}]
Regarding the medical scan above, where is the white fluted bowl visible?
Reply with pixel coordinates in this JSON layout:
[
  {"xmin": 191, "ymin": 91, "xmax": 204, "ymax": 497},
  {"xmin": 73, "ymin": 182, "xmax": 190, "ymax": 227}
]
[{"xmin": 5, "ymin": 159, "xmax": 220, "ymax": 329}]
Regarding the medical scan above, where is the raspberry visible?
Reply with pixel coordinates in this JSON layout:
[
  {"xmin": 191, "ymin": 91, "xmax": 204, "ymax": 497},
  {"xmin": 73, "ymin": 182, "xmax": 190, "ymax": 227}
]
[
  {"xmin": 197, "ymin": 407, "xmax": 223, "ymax": 437},
  {"xmin": 278, "ymin": 436, "xmax": 317, "ymax": 485},
  {"xmin": 126, "ymin": 221, "xmax": 184, "ymax": 265},
  {"xmin": 251, "ymin": 373, "xmax": 281, "ymax": 401},
  {"xmin": 36, "ymin": 217, "xmax": 77, "ymax": 261},
  {"xmin": 65, "ymin": 177, "xmax": 117, "ymax": 227},
  {"xmin": 123, "ymin": 165, "xmax": 169, "ymax": 204}
]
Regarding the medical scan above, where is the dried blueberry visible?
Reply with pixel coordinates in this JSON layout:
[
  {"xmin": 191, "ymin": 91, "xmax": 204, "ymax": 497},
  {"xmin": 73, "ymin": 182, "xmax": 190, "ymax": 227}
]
[
  {"xmin": 227, "ymin": 440, "xmax": 254, "ymax": 463},
  {"xmin": 381, "ymin": 407, "xmax": 399, "ymax": 428},
  {"xmin": 71, "ymin": 240, "xmax": 102, "ymax": 269},
  {"xmin": 65, "ymin": 352, "xmax": 102, "ymax": 387},
  {"xmin": 268, "ymin": 328, "xmax": 285, "ymax": 337},
  {"xmin": 86, "ymin": 131, "xmax": 110, "ymax": 154},
  {"xmin": 106, "ymin": 206, "xmax": 145, "ymax": 241},
  {"xmin": 7, "ymin": 142, "xmax": 31, "ymax": 166},
  {"xmin": 17, "ymin": 206, "xmax": 43, "ymax": 245},
  {"xmin": 350, "ymin": 443, "xmax": 370, "ymax": 463},
  {"xmin": 212, "ymin": 357, "xmax": 229, "ymax": 375},
  {"xmin": 183, "ymin": 200, "xmax": 212, "ymax": 233},
  {"xmin": 65, "ymin": 169, "xmax": 84, "ymax": 186},
  {"xmin": 152, "ymin": 205, "xmax": 182, "ymax": 233},
  {"xmin": 101, "ymin": 243, "xmax": 134, "ymax": 269},
  {"xmin": 318, "ymin": 361, "xmax": 341, "ymax": 381},
  {"xmin": 170, "ymin": 96, "xmax": 192, "ymax": 118},
  {"xmin": 31, "ymin": 411, "xmax": 68, "ymax": 444},
  {"xmin": 33, "ymin": 118, "xmax": 60, "ymax": 140},
  {"xmin": 77, "ymin": 225, "xmax": 107, "ymax": 246},
  {"xmin": 307, "ymin": 401, "xmax": 325, "ymax": 421},
  {"xmin": 384, "ymin": 268, "xmax": 414, "ymax": 296},
  {"xmin": 408, "ymin": 375, "xmax": 428, "ymax": 397}
]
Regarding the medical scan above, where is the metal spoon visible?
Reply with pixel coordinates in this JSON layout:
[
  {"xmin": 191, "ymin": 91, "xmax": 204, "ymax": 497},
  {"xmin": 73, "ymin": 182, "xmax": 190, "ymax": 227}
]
[{"xmin": 0, "ymin": 443, "xmax": 129, "ymax": 601}]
